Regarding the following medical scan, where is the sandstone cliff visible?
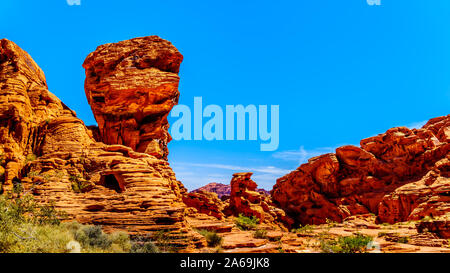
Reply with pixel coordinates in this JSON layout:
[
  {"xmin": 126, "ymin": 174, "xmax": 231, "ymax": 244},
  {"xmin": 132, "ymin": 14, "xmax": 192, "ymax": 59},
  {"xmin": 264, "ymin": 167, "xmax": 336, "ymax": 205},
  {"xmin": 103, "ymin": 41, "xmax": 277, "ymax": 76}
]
[
  {"xmin": 0, "ymin": 38, "xmax": 203, "ymax": 250},
  {"xmin": 272, "ymin": 115, "xmax": 450, "ymax": 226}
]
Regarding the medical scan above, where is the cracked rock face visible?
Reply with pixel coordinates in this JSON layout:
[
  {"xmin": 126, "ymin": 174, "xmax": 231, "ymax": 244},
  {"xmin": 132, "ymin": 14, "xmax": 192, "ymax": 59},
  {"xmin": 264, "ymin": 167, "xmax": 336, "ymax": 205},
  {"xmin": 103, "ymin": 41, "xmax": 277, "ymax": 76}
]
[{"xmin": 83, "ymin": 36, "xmax": 183, "ymax": 160}]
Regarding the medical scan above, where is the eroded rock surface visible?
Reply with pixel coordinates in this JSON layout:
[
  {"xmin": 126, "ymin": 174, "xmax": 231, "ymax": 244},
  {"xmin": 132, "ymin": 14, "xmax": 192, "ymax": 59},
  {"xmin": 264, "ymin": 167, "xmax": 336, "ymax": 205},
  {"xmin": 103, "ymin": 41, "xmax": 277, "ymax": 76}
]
[
  {"xmin": 272, "ymin": 116, "xmax": 450, "ymax": 225},
  {"xmin": 183, "ymin": 191, "xmax": 225, "ymax": 219}
]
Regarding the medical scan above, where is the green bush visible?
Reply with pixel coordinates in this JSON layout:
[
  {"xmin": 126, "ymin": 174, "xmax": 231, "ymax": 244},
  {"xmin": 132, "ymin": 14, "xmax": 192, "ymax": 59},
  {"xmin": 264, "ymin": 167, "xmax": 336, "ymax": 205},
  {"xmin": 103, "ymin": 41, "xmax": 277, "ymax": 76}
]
[
  {"xmin": 292, "ymin": 224, "xmax": 314, "ymax": 234},
  {"xmin": 24, "ymin": 154, "xmax": 37, "ymax": 164},
  {"xmin": 0, "ymin": 194, "xmax": 71, "ymax": 253},
  {"xmin": 75, "ymin": 225, "xmax": 112, "ymax": 249},
  {"xmin": 0, "ymin": 194, "xmax": 136, "ymax": 253},
  {"xmin": 397, "ymin": 237, "xmax": 409, "ymax": 244},
  {"xmin": 197, "ymin": 229, "xmax": 223, "ymax": 247},
  {"xmin": 152, "ymin": 230, "xmax": 177, "ymax": 252},
  {"xmin": 420, "ymin": 216, "xmax": 433, "ymax": 222},
  {"xmin": 235, "ymin": 214, "xmax": 260, "ymax": 230},
  {"xmin": 320, "ymin": 234, "xmax": 373, "ymax": 253},
  {"xmin": 70, "ymin": 175, "xmax": 94, "ymax": 193},
  {"xmin": 253, "ymin": 229, "xmax": 268, "ymax": 239},
  {"xmin": 130, "ymin": 241, "xmax": 160, "ymax": 253}
]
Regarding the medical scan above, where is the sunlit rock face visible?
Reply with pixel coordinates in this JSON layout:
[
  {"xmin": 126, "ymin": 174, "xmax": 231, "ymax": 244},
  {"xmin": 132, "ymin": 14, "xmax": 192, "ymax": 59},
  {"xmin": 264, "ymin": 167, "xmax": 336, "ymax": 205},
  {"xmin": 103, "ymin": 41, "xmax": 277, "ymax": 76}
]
[
  {"xmin": 83, "ymin": 36, "xmax": 183, "ymax": 160},
  {"xmin": 272, "ymin": 115, "xmax": 450, "ymax": 225},
  {"xmin": 0, "ymin": 38, "xmax": 205, "ymax": 251}
]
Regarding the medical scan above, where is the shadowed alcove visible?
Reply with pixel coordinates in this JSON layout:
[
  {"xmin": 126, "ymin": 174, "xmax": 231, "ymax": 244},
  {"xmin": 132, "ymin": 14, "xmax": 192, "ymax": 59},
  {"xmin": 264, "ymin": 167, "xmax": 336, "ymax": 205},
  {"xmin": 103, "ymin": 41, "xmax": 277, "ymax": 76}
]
[{"xmin": 100, "ymin": 174, "xmax": 124, "ymax": 193}]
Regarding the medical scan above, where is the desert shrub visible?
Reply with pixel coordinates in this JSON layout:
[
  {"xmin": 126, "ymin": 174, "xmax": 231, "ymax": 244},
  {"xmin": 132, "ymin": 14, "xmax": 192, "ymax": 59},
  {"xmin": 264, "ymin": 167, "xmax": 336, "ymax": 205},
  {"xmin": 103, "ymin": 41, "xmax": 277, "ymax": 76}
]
[
  {"xmin": 320, "ymin": 234, "xmax": 373, "ymax": 253},
  {"xmin": 0, "ymin": 195, "xmax": 137, "ymax": 253},
  {"xmin": 35, "ymin": 202, "xmax": 64, "ymax": 225},
  {"xmin": 65, "ymin": 223, "xmax": 133, "ymax": 253},
  {"xmin": 235, "ymin": 214, "xmax": 260, "ymax": 230},
  {"xmin": 397, "ymin": 237, "xmax": 409, "ymax": 244},
  {"xmin": 0, "ymin": 194, "xmax": 71, "ymax": 253},
  {"xmin": 130, "ymin": 241, "xmax": 160, "ymax": 253},
  {"xmin": 110, "ymin": 231, "xmax": 131, "ymax": 252},
  {"xmin": 420, "ymin": 216, "xmax": 434, "ymax": 222},
  {"xmin": 130, "ymin": 235, "xmax": 160, "ymax": 253},
  {"xmin": 253, "ymin": 229, "xmax": 268, "ymax": 239},
  {"xmin": 12, "ymin": 178, "xmax": 23, "ymax": 195},
  {"xmin": 292, "ymin": 224, "xmax": 314, "ymax": 234},
  {"xmin": 74, "ymin": 225, "xmax": 112, "ymax": 249},
  {"xmin": 24, "ymin": 154, "xmax": 37, "ymax": 164},
  {"xmin": 70, "ymin": 175, "xmax": 94, "ymax": 193},
  {"xmin": 153, "ymin": 230, "xmax": 176, "ymax": 252},
  {"xmin": 197, "ymin": 229, "xmax": 223, "ymax": 247},
  {"xmin": 326, "ymin": 218, "xmax": 338, "ymax": 228}
]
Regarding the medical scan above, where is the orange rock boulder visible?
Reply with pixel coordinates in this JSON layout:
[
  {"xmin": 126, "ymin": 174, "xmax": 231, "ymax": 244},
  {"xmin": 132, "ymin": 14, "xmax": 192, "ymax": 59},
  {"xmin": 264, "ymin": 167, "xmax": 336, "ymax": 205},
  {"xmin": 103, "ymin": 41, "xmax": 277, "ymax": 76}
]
[{"xmin": 83, "ymin": 36, "xmax": 183, "ymax": 160}]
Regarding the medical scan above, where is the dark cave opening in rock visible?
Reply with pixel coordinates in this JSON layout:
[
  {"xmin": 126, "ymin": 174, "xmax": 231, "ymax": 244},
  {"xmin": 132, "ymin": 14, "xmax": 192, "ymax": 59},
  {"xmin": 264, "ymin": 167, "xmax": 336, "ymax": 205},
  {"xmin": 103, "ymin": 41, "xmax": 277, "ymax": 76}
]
[{"xmin": 104, "ymin": 174, "xmax": 122, "ymax": 193}]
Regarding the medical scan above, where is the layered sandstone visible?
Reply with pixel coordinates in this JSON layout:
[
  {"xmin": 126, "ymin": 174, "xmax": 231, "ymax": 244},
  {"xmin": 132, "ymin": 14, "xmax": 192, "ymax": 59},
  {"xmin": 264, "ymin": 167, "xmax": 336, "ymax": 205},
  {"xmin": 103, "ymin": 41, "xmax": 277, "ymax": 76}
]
[
  {"xmin": 182, "ymin": 191, "xmax": 225, "ymax": 219},
  {"xmin": 272, "ymin": 116, "xmax": 450, "ymax": 226},
  {"xmin": 0, "ymin": 38, "xmax": 203, "ymax": 250},
  {"xmin": 83, "ymin": 36, "xmax": 183, "ymax": 160}
]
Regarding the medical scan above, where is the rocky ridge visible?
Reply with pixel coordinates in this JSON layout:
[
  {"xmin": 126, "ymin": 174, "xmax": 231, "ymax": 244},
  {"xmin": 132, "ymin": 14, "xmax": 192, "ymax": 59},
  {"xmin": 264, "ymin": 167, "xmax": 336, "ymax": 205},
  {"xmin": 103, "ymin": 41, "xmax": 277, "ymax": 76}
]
[
  {"xmin": 1, "ymin": 35, "xmax": 449, "ymax": 253},
  {"xmin": 272, "ymin": 115, "xmax": 450, "ymax": 227}
]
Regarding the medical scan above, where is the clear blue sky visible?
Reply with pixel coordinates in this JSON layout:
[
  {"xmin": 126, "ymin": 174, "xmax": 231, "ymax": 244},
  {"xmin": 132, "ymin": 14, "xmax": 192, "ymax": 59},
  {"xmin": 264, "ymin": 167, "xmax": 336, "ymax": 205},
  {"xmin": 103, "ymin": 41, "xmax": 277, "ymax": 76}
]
[{"xmin": 1, "ymin": 0, "xmax": 449, "ymax": 190}]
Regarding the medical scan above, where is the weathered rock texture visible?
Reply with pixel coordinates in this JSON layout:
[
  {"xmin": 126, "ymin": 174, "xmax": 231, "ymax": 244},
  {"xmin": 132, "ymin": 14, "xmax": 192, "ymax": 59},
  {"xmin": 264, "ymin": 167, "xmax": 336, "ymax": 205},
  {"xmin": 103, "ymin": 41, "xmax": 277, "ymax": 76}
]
[
  {"xmin": 83, "ymin": 36, "xmax": 183, "ymax": 160},
  {"xmin": 224, "ymin": 173, "xmax": 293, "ymax": 228},
  {"xmin": 272, "ymin": 115, "xmax": 450, "ymax": 226},
  {"xmin": 0, "ymin": 38, "xmax": 203, "ymax": 250},
  {"xmin": 182, "ymin": 191, "xmax": 225, "ymax": 219},
  {"xmin": 416, "ymin": 214, "xmax": 450, "ymax": 239}
]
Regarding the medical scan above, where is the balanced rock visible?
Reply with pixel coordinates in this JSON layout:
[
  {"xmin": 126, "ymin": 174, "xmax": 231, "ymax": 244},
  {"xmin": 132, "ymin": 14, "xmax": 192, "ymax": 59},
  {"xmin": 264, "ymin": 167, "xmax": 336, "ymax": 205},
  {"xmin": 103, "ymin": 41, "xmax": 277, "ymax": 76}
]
[
  {"xmin": 83, "ymin": 36, "xmax": 183, "ymax": 160},
  {"xmin": 225, "ymin": 172, "xmax": 293, "ymax": 228}
]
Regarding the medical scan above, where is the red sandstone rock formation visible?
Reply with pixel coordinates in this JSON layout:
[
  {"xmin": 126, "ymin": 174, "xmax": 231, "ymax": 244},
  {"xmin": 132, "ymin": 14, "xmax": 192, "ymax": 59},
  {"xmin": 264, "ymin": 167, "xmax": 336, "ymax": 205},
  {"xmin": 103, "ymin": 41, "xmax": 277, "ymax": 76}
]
[
  {"xmin": 182, "ymin": 191, "xmax": 225, "ymax": 219},
  {"xmin": 225, "ymin": 173, "xmax": 293, "ymax": 228},
  {"xmin": 0, "ymin": 38, "xmax": 203, "ymax": 250},
  {"xmin": 272, "ymin": 115, "xmax": 450, "ymax": 226},
  {"xmin": 416, "ymin": 214, "xmax": 450, "ymax": 239},
  {"xmin": 83, "ymin": 36, "xmax": 183, "ymax": 160}
]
